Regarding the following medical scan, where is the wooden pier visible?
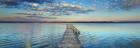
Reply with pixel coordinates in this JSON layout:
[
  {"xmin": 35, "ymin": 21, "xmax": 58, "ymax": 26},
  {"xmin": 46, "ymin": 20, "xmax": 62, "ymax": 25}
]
[{"xmin": 59, "ymin": 24, "xmax": 83, "ymax": 48}]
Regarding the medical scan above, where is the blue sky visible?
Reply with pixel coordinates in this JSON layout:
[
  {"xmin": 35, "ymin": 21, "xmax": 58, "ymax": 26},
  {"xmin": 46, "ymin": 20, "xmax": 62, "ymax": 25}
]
[
  {"xmin": 62, "ymin": 0, "xmax": 95, "ymax": 6},
  {"xmin": 0, "ymin": 0, "xmax": 140, "ymax": 21}
]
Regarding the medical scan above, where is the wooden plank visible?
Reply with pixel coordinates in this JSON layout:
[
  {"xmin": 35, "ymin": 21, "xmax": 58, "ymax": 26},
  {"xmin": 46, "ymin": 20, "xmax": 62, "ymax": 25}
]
[{"xmin": 59, "ymin": 24, "xmax": 83, "ymax": 48}]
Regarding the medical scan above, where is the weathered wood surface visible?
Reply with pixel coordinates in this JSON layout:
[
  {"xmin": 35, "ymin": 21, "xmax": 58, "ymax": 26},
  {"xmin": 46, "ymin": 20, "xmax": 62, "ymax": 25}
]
[{"xmin": 59, "ymin": 24, "xmax": 83, "ymax": 48}]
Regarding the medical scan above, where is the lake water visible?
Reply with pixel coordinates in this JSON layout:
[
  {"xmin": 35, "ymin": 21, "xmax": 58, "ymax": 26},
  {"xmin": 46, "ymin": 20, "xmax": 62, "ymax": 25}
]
[{"xmin": 0, "ymin": 23, "xmax": 140, "ymax": 48}]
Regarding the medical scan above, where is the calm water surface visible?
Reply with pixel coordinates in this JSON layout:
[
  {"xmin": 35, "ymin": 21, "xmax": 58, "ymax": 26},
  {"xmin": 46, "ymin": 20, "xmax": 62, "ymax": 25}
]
[{"xmin": 0, "ymin": 23, "xmax": 140, "ymax": 48}]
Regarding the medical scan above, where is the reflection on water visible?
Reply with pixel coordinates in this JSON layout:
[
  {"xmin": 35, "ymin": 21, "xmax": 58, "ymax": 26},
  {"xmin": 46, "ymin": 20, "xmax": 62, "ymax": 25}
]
[{"xmin": 0, "ymin": 23, "xmax": 140, "ymax": 48}]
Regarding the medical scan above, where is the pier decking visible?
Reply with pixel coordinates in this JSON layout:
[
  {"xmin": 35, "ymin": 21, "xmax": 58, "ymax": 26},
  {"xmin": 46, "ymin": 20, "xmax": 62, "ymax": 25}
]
[{"xmin": 59, "ymin": 24, "xmax": 83, "ymax": 48}]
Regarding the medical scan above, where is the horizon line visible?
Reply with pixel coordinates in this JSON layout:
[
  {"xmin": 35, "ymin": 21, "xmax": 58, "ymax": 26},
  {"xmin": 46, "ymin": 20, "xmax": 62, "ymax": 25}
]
[{"xmin": 0, "ymin": 21, "xmax": 140, "ymax": 23}]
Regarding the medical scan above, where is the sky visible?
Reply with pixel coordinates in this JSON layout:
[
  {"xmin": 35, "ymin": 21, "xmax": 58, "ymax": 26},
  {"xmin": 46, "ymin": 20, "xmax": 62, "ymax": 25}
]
[{"xmin": 0, "ymin": 0, "xmax": 140, "ymax": 21}]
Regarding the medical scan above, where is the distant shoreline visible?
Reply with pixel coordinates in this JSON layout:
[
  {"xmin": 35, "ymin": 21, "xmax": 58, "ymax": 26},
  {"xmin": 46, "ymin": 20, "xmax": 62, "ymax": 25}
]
[{"xmin": 0, "ymin": 21, "xmax": 140, "ymax": 23}]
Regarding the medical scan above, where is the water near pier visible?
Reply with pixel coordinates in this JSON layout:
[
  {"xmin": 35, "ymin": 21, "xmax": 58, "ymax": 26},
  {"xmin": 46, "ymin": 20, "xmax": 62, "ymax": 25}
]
[{"xmin": 0, "ymin": 23, "xmax": 140, "ymax": 48}]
